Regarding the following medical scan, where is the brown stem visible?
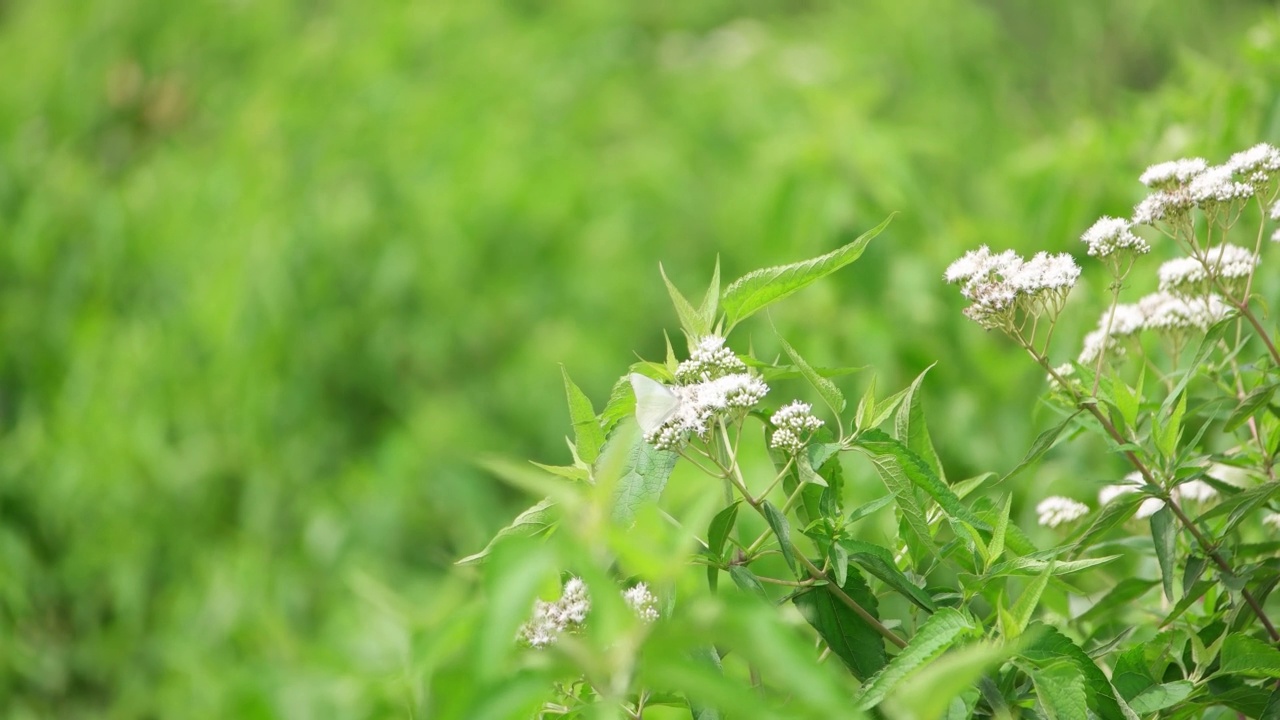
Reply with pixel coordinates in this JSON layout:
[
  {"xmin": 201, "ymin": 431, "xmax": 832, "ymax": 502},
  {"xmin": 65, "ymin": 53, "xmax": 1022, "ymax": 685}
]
[{"xmin": 796, "ymin": 553, "xmax": 908, "ymax": 648}]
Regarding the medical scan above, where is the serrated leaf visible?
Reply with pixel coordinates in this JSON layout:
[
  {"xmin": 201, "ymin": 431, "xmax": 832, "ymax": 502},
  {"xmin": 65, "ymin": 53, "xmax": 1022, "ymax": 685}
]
[
  {"xmin": 777, "ymin": 334, "xmax": 845, "ymax": 415},
  {"xmin": 856, "ymin": 444, "xmax": 934, "ymax": 569},
  {"xmin": 607, "ymin": 434, "xmax": 679, "ymax": 524},
  {"xmin": 1154, "ymin": 391, "xmax": 1186, "ymax": 461},
  {"xmin": 794, "ymin": 567, "xmax": 886, "ymax": 680},
  {"xmin": 721, "ymin": 215, "xmax": 891, "ymax": 329},
  {"xmin": 600, "ymin": 374, "xmax": 638, "ymax": 434},
  {"xmin": 1262, "ymin": 684, "xmax": 1280, "ymax": 720},
  {"xmin": 762, "ymin": 501, "xmax": 797, "ymax": 575},
  {"xmin": 698, "ymin": 256, "xmax": 721, "ymax": 330},
  {"xmin": 456, "ymin": 498, "xmax": 557, "ymax": 565},
  {"xmin": 1151, "ymin": 506, "xmax": 1177, "ymax": 602},
  {"xmin": 854, "ymin": 429, "xmax": 987, "ymax": 531},
  {"xmin": 841, "ymin": 539, "xmax": 937, "ymax": 612},
  {"xmin": 1111, "ymin": 369, "xmax": 1142, "ymax": 432},
  {"xmin": 561, "ymin": 367, "xmax": 606, "ymax": 464},
  {"xmin": 1226, "ymin": 384, "xmax": 1277, "ymax": 433},
  {"xmin": 708, "ymin": 502, "xmax": 741, "ymax": 561},
  {"xmin": 1020, "ymin": 623, "xmax": 1126, "ymax": 720},
  {"xmin": 660, "ymin": 262, "xmax": 709, "ymax": 338},
  {"xmin": 1219, "ymin": 633, "xmax": 1280, "ymax": 678},
  {"xmin": 1009, "ymin": 560, "xmax": 1053, "ymax": 635},
  {"xmin": 1128, "ymin": 681, "xmax": 1194, "ymax": 714},
  {"xmin": 987, "ymin": 553, "xmax": 1118, "ymax": 577},
  {"xmin": 988, "ymin": 494, "xmax": 1012, "ymax": 568},
  {"xmin": 728, "ymin": 565, "xmax": 768, "ymax": 600},
  {"xmin": 885, "ymin": 640, "xmax": 1014, "ymax": 720},
  {"xmin": 1002, "ymin": 412, "xmax": 1081, "ymax": 483},
  {"xmin": 895, "ymin": 364, "xmax": 945, "ymax": 483},
  {"xmin": 1030, "ymin": 661, "xmax": 1089, "ymax": 720},
  {"xmin": 1111, "ymin": 645, "xmax": 1157, "ymax": 700},
  {"xmin": 855, "ymin": 608, "xmax": 975, "ymax": 710}
]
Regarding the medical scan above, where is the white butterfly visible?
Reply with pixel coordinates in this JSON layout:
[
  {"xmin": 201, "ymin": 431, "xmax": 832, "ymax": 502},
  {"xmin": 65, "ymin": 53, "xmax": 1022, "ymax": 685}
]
[{"xmin": 629, "ymin": 373, "xmax": 681, "ymax": 434}]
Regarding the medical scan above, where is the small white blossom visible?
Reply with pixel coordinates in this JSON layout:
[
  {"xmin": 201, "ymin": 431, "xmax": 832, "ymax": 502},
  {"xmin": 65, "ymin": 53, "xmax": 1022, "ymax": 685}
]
[
  {"xmin": 1139, "ymin": 157, "xmax": 1209, "ymax": 188},
  {"xmin": 1047, "ymin": 363, "xmax": 1076, "ymax": 389},
  {"xmin": 946, "ymin": 247, "xmax": 1078, "ymax": 329},
  {"xmin": 518, "ymin": 577, "xmax": 592, "ymax": 649},
  {"xmin": 645, "ymin": 372, "xmax": 770, "ymax": 450},
  {"xmin": 1076, "ymin": 304, "xmax": 1143, "ymax": 364},
  {"xmin": 1078, "ymin": 329, "xmax": 1120, "ymax": 365},
  {"xmin": 676, "ymin": 335, "xmax": 746, "ymax": 382},
  {"xmin": 1177, "ymin": 479, "xmax": 1217, "ymax": 503},
  {"xmin": 1207, "ymin": 463, "xmax": 1250, "ymax": 487},
  {"xmin": 1157, "ymin": 244, "xmax": 1257, "ymax": 296},
  {"xmin": 1133, "ymin": 188, "xmax": 1194, "ymax": 226},
  {"xmin": 1138, "ymin": 292, "xmax": 1233, "ymax": 333},
  {"xmin": 1226, "ymin": 142, "xmax": 1280, "ymax": 186},
  {"xmin": 1187, "ymin": 165, "xmax": 1254, "ymax": 206},
  {"xmin": 1081, "ymin": 216, "xmax": 1150, "ymax": 258},
  {"xmin": 623, "ymin": 583, "xmax": 660, "ymax": 623},
  {"xmin": 769, "ymin": 401, "xmax": 823, "ymax": 454},
  {"xmin": 1036, "ymin": 496, "xmax": 1090, "ymax": 528}
]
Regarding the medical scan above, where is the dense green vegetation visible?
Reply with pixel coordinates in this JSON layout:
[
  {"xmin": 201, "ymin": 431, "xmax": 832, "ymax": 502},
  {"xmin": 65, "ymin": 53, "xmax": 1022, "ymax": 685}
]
[{"xmin": 2, "ymin": 0, "xmax": 1279, "ymax": 716}]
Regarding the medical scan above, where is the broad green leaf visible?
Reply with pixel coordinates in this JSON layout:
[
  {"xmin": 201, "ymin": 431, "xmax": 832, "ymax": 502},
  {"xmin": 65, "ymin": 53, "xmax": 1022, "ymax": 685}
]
[
  {"xmin": 1219, "ymin": 633, "xmax": 1280, "ymax": 678},
  {"xmin": 829, "ymin": 541, "xmax": 849, "ymax": 586},
  {"xmin": 1225, "ymin": 384, "xmax": 1277, "ymax": 433},
  {"xmin": 884, "ymin": 640, "xmax": 1014, "ymax": 720},
  {"xmin": 842, "ymin": 539, "xmax": 938, "ymax": 611},
  {"xmin": 1020, "ymin": 623, "xmax": 1127, "ymax": 720},
  {"xmin": 762, "ymin": 501, "xmax": 797, "ymax": 575},
  {"xmin": 721, "ymin": 214, "xmax": 891, "ymax": 329},
  {"xmin": 1162, "ymin": 579, "xmax": 1214, "ymax": 626},
  {"xmin": 1197, "ymin": 480, "xmax": 1280, "ymax": 536},
  {"xmin": 600, "ymin": 374, "xmax": 638, "ymax": 434},
  {"xmin": 456, "ymin": 498, "xmax": 556, "ymax": 565},
  {"xmin": 1002, "ymin": 412, "xmax": 1081, "ymax": 483},
  {"xmin": 793, "ymin": 567, "xmax": 887, "ymax": 680},
  {"xmin": 1110, "ymin": 369, "xmax": 1142, "ymax": 432},
  {"xmin": 777, "ymin": 334, "xmax": 845, "ymax": 415},
  {"xmin": 707, "ymin": 502, "xmax": 741, "ymax": 560},
  {"xmin": 1128, "ymin": 681, "xmax": 1195, "ymax": 714},
  {"xmin": 1154, "ymin": 391, "xmax": 1186, "ymax": 461},
  {"xmin": 854, "ymin": 429, "xmax": 988, "ymax": 531},
  {"xmin": 1030, "ymin": 661, "xmax": 1088, "ymax": 720},
  {"xmin": 855, "ymin": 608, "xmax": 976, "ymax": 710},
  {"xmin": 1263, "ymin": 684, "xmax": 1280, "ymax": 720},
  {"xmin": 1008, "ymin": 560, "xmax": 1053, "ymax": 636},
  {"xmin": 986, "ymin": 553, "xmax": 1118, "ymax": 577},
  {"xmin": 855, "ymin": 374, "xmax": 878, "ymax": 432},
  {"xmin": 606, "ymin": 434, "xmax": 679, "ymax": 524},
  {"xmin": 1111, "ymin": 645, "xmax": 1157, "ymax": 700},
  {"xmin": 728, "ymin": 565, "xmax": 768, "ymax": 600},
  {"xmin": 895, "ymin": 364, "xmax": 945, "ymax": 483},
  {"xmin": 660, "ymin": 262, "xmax": 709, "ymax": 338},
  {"xmin": 1151, "ymin": 506, "xmax": 1177, "ymax": 601},
  {"xmin": 561, "ymin": 366, "xmax": 606, "ymax": 464},
  {"xmin": 698, "ymin": 256, "xmax": 721, "ymax": 331},
  {"xmin": 855, "ymin": 443, "xmax": 934, "ymax": 569}
]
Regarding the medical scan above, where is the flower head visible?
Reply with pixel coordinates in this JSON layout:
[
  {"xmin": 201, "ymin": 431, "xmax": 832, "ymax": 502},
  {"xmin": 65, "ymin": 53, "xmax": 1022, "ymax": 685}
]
[
  {"xmin": 644, "ymin": 372, "xmax": 769, "ymax": 450},
  {"xmin": 676, "ymin": 335, "xmax": 746, "ymax": 382},
  {"xmin": 945, "ymin": 247, "xmax": 1079, "ymax": 330},
  {"xmin": 1187, "ymin": 165, "xmax": 1254, "ymax": 207},
  {"xmin": 1036, "ymin": 496, "xmax": 1089, "ymax": 528},
  {"xmin": 769, "ymin": 401, "xmax": 823, "ymax": 454},
  {"xmin": 1139, "ymin": 157, "xmax": 1209, "ymax": 188},
  {"xmin": 1177, "ymin": 479, "xmax": 1217, "ymax": 503},
  {"xmin": 518, "ymin": 577, "xmax": 592, "ymax": 649},
  {"xmin": 1138, "ymin": 291, "xmax": 1233, "ymax": 333},
  {"xmin": 1264, "ymin": 512, "xmax": 1280, "ymax": 531},
  {"xmin": 1080, "ymin": 216, "xmax": 1150, "ymax": 259},
  {"xmin": 1133, "ymin": 188, "xmax": 1194, "ymax": 227},
  {"xmin": 1226, "ymin": 142, "xmax": 1280, "ymax": 187},
  {"xmin": 623, "ymin": 583, "xmax": 660, "ymax": 623},
  {"xmin": 1157, "ymin": 244, "xmax": 1257, "ymax": 297}
]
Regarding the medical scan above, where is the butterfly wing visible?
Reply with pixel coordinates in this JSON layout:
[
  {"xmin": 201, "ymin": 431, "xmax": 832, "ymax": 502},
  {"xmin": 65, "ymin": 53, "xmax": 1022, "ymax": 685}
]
[{"xmin": 629, "ymin": 373, "xmax": 680, "ymax": 434}]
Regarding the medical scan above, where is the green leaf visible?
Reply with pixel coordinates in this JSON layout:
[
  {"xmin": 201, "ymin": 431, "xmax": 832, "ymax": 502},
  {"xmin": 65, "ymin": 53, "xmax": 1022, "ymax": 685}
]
[
  {"xmin": 846, "ymin": 494, "xmax": 895, "ymax": 525},
  {"xmin": 854, "ymin": 441, "xmax": 934, "ymax": 569},
  {"xmin": 1029, "ymin": 661, "xmax": 1089, "ymax": 720},
  {"xmin": 660, "ymin": 262, "xmax": 709, "ymax": 338},
  {"xmin": 986, "ymin": 553, "xmax": 1118, "ymax": 577},
  {"xmin": 1077, "ymin": 578, "xmax": 1158, "ymax": 624},
  {"xmin": 1219, "ymin": 633, "xmax": 1280, "ymax": 678},
  {"xmin": 1150, "ymin": 506, "xmax": 1177, "ymax": 602},
  {"xmin": 600, "ymin": 374, "xmax": 638, "ymax": 435},
  {"xmin": 1197, "ymin": 480, "xmax": 1280, "ymax": 536},
  {"xmin": 1008, "ymin": 560, "xmax": 1053, "ymax": 636},
  {"xmin": 988, "ymin": 494, "xmax": 1012, "ymax": 568},
  {"xmin": 1110, "ymin": 369, "xmax": 1143, "ymax": 432},
  {"xmin": 1154, "ymin": 391, "xmax": 1186, "ymax": 461},
  {"xmin": 895, "ymin": 364, "xmax": 945, "ymax": 484},
  {"xmin": 855, "ymin": 374, "xmax": 878, "ymax": 432},
  {"xmin": 854, "ymin": 429, "xmax": 987, "ymax": 531},
  {"xmin": 561, "ymin": 366, "xmax": 606, "ymax": 464},
  {"xmin": 841, "ymin": 539, "xmax": 938, "ymax": 612},
  {"xmin": 884, "ymin": 640, "xmax": 1014, "ymax": 720},
  {"xmin": 728, "ymin": 565, "xmax": 768, "ymax": 600},
  {"xmin": 606, "ymin": 434, "xmax": 679, "ymax": 524},
  {"xmin": 456, "ymin": 498, "xmax": 557, "ymax": 565},
  {"xmin": 777, "ymin": 334, "xmax": 846, "ymax": 415},
  {"xmin": 529, "ymin": 460, "xmax": 590, "ymax": 483},
  {"xmin": 721, "ymin": 214, "xmax": 891, "ymax": 329},
  {"xmin": 698, "ymin": 256, "xmax": 721, "ymax": 331},
  {"xmin": 1262, "ymin": 684, "xmax": 1280, "ymax": 720},
  {"xmin": 708, "ymin": 502, "xmax": 741, "ymax": 561},
  {"xmin": 1002, "ymin": 412, "xmax": 1081, "ymax": 483},
  {"xmin": 1020, "ymin": 623, "xmax": 1126, "ymax": 720},
  {"xmin": 855, "ymin": 608, "xmax": 976, "ymax": 710},
  {"xmin": 829, "ymin": 541, "xmax": 849, "ymax": 587},
  {"xmin": 793, "ymin": 567, "xmax": 887, "ymax": 680},
  {"xmin": 1128, "ymin": 681, "xmax": 1194, "ymax": 714},
  {"xmin": 762, "ymin": 501, "xmax": 797, "ymax": 575},
  {"xmin": 1162, "ymin": 318, "xmax": 1232, "ymax": 415},
  {"xmin": 1226, "ymin": 384, "xmax": 1277, "ymax": 433},
  {"xmin": 1070, "ymin": 491, "xmax": 1143, "ymax": 553},
  {"xmin": 1110, "ymin": 645, "xmax": 1157, "ymax": 700}
]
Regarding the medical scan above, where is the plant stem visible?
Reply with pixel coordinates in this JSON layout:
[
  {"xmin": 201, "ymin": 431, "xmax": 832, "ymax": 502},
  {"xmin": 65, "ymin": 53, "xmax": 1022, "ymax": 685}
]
[{"xmin": 795, "ymin": 553, "xmax": 908, "ymax": 648}]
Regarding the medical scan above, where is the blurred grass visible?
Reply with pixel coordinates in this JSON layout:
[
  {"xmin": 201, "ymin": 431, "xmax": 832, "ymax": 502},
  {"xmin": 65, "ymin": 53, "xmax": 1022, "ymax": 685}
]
[{"xmin": 1, "ymin": 0, "xmax": 1279, "ymax": 716}]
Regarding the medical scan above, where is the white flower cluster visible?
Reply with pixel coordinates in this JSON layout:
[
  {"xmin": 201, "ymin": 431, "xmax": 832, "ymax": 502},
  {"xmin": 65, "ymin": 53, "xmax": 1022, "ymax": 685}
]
[
  {"xmin": 1097, "ymin": 473, "xmax": 1219, "ymax": 522},
  {"xmin": 1080, "ymin": 216, "xmax": 1150, "ymax": 259},
  {"xmin": 518, "ymin": 577, "xmax": 592, "ymax": 649},
  {"xmin": 1035, "ymin": 496, "xmax": 1089, "ymax": 528},
  {"xmin": 1077, "ymin": 292, "xmax": 1233, "ymax": 364},
  {"xmin": 1157, "ymin": 244, "xmax": 1257, "ymax": 296},
  {"xmin": 944, "ymin": 246, "xmax": 1080, "ymax": 329},
  {"xmin": 769, "ymin": 400, "xmax": 824, "ymax": 454},
  {"xmin": 518, "ymin": 577, "xmax": 663, "ymax": 648},
  {"xmin": 645, "ymin": 373, "xmax": 769, "ymax": 451},
  {"xmin": 623, "ymin": 583, "xmax": 660, "ymax": 623},
  {"xmin": 676, "ymin": 335, "xmax": 746, "ymax": 382},
  {"xmin": 1134, "ymin": 144, "xmax": 1280, "ymax": 226}
]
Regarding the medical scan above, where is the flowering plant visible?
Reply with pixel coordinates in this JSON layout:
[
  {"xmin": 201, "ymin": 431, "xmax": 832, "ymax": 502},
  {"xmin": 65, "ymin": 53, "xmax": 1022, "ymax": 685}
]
[{"xmin": 458, "ymin": 143, "xmax": 1280, "ymax": 719}]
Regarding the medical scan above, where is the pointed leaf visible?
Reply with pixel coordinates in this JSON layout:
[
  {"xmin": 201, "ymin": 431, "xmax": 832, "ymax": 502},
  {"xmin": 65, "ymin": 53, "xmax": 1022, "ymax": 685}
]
[
  {"xmin": 1030, "ymin": 661, "xmax": 1089, "ymax": 720},
  {"xmin": 1225, "ymin": 384, "xmax": 1277, "ymax": 433},
  {"xmin": 855, "ymin": 608, "xmax": 976, "ymax": 710},
  {"xmin": 762, "ymin": 501, "xmax": 797, "ymax": 575},
  {"xmin": 1219, "ymin": 633, "xmax": 1280, "ymax": 678},
  {"xmin": 721, "ymin": 215, "xmax": 892, "ymax": 329},
  {"xmin": 895, "ymin": 364, "xmax": 945, "ymax": 483},
  {"xmin": 1128, "ymin": 681, "xmax": 1194, "ymax": 714},
  {"xmin": 793, "ymin": 567, "xmax": 887, "ymax": 680},
  {"xmin": 1150, "ymin": 506, "xmax": 1177, "ymax": 602},
  {"xmin": 1009, "ymin": 560, "xmax": 1053, "ymax": 635},
  {"xmin": 456, "ymin": 498, "xmax": 557, "ymax": 565},
  {"xmin": 1002, "ymin": 412, "xmax": 1081, "ymax": 483},
  {"xmin": 660, "ymin": 263, "xmax": 709, "ymax": 337},
  {"xmin": 988, "ymin": 494, "xmax": 1012, "ymax": 568},
  {"xmin": 842, "ymin": 539, "xmax": 937, "ymax": 611},
  {"xmin": 1020, "ymin": 623, "xmax": 1127, "ymax": 720},
  {"xmin": 728, "ymin": 565, "xmax": 768, "ymax": 600},
  {"xmin": 562, "ymin": 367, "xmax": 606, "ymax": 463},
  {"xmin": 708, "ymin": 502, "xmax": 741, "ymax": 560},
  {"xmin": 698, "ymin": 257, "xmax": 721, "ymax": 330},
  {"xmin": 777, "ymin": 334, "xmax": 845, "ymax": 415}
]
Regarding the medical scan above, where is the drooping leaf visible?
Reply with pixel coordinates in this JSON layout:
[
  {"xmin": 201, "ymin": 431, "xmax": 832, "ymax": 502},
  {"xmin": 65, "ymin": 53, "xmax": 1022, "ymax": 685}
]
[
  {"xmin": 856, "ymin": 608, "xmax": 977, "ymax": 710},
  {"xmin": 1029, "ymin": 661, "xmax": 1089, "ymax": 720},
  {"xmin": 1002, "ymin": 412, "xmax": 1081, "ymax": 483},
  {"xmin": 728, "ymin": 565, "xmax": 769, "ymax": 601},
  {"xmin": 1219, "ymin": 633, "xmax": 1280, "ymax": 678},
  {"xmin": 721, "ymin": 215, "xmax": 892, "ymax": 329},
  {"xmin": 456, "ymin": 498, "xmax": 557, "ymax": 565},
  {"xmin": 841, "ymin": 539, "xmax": 937, "ymax": 612},
  {"xmin": 561, "ymin": 366, "xmax": 606, "ymax": 464},
  {"xmin": 986, "ymin": 553, "xmax": 1118, "ymax": 577},
  {"xmin": 777, "ymin": 334, "xmax": 845, "ymax": 415},
  {"xmin": 762, "ymin": 500, "xmax": 797, "ymax": 575},
  {"xmin": 895, "ymin": 364, "xmax": 945, "ymax": 484},
  {"xmin": 794, "ymin": 567, "xmax": 887, "ymax": 680},
  {"xmin": 1151, "ymin": 506, "xmax": 1177, "ymax": 602},
  {"xmin": 708, "ymin": 502, "xmax": 741, "ymax": 561}
]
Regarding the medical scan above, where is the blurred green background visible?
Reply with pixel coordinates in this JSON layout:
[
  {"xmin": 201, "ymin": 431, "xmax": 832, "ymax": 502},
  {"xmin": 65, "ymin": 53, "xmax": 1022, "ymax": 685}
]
[{"xmin": 2, "ymin": 0, "xmax": 1279, "ymax": 716}]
